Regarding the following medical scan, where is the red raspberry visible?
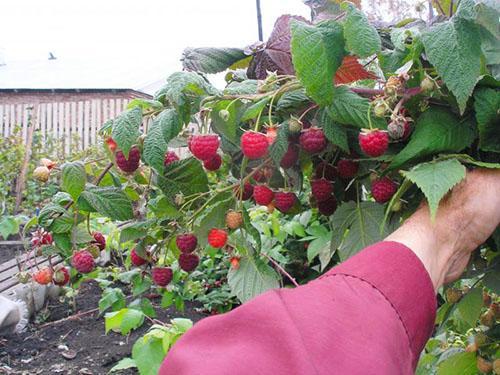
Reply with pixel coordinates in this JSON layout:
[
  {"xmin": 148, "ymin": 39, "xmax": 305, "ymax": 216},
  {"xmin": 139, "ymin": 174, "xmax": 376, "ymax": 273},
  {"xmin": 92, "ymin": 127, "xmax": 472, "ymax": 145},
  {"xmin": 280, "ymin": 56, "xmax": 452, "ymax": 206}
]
[
  {"xmin": 359, "ymin": 130, "xmax": 389, "ymax": 157},
  {"xmin": 311, "ymin": 179, "xmax": 333, "ymax": 202},
  {"xmin": 178, "ymin": 253, "xmax": 200, "ymax": 273},
  {"xmin": 71, "ymin": 250, "xmax": 96, "ymax": 274},
  {"xmin": 189, "ymin": 135, "xmax": 220, "ymax": 161},
  {"xmin": 274, "ymin": 192, "xmax": 297, "ymax": 213},
  {"xmin": 208, "ymin": 228, "xmax": 228, "ymax": 248},
  {"xmin": 106, "ymin": 137, "xmax": 117, "ymax": 152},
  {"xmin": 203, "ymin": 154, "xmax": 222, "ymax": 171},
  {"xmin": 230, "ymin": 256, "xmax": 240, "ymax": 270},
  {"xmin": 164, "ymin": 151, "xmax": 180, "ymax": 166},
  {"xmin": 152, "ymin": 267, "xmax": 173, "ymax": 287},
  {"xmin": 130, "ymin": 248, "xmax": 148, "ymax": 266},
  {"xmin": 253, "ymin": 185, "xmax": 274, "ymax": 206},
  {"xmin": 176, "ymin": 234, "xmax": 198, "ymax": 253},
  {"xmin": 315, "ymin": 162, "xmax": 337, "ymax": 181},
  {"xmin": 337, "ymin": 159, "xmax": 359, "ymax": 179},
  {"xmin": 318, "ymin": 196, "xmax": 337, "ymax": 216},
  {"xmin": 234, "ymin": 182, "xmax": 253, "ymax": 201},
  {"xmin": 31, "ymin": 229, "xmax": 53, "ymax": 247},
  {"xmin": 371, "ymin": 177, "xmax": 397, "ymax": 203},
  {"xmin": 53, "ymin": 267, "xmax": 70, "ymax": 286},
  {"xmin": 299, "ymin": 127, "xmax": 327, "ymax": 154},
  {"xmin": 241, "ymin": 131, "xmax": 269, "ymax": 159},
  {"xmin": 280, "ymin": 143, "xmax": 299, "ymax": 169},
  {"xmin": 92, "ymin": 232, "xmax": 106, "ymax": 251},
  {"xmin": 115, "ymin": 146, "xmax": 141, "ymax": 173},
  {"xmin": 33, "ymin": 267, "xmax": 53, "ymax": 285}
]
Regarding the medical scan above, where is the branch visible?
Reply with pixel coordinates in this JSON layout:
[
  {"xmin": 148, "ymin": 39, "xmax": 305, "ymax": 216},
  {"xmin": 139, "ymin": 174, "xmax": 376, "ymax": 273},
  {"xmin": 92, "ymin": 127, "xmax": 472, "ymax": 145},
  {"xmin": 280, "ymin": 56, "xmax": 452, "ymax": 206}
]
[{"xmin": 262, "ymin": 252, "xmax": 299, "ymax": 287}]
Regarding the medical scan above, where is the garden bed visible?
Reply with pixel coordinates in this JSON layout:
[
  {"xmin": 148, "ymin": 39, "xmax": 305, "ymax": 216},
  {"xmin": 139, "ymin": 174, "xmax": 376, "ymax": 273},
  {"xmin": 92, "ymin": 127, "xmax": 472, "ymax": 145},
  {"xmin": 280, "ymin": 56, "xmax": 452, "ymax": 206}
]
[{"xmin": 0, "ymin": 281, "xmax": 206, "ymax": 374}]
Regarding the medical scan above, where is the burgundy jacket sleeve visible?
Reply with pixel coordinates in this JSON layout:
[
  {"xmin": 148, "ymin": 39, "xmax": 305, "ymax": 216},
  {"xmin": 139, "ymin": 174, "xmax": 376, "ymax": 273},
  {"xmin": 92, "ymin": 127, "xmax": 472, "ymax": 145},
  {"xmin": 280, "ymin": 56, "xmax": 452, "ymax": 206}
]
[{"xmin": 159, "ymin": 241, "xmax": 436, "ymax": 375}]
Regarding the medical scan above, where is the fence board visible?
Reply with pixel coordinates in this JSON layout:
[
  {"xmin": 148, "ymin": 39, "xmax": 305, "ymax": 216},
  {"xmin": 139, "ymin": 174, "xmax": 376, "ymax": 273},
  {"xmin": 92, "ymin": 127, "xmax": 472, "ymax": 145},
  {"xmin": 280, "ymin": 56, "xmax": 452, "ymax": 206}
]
[
  {"xmin": 71, "ymin": 102, "xmax": 77, "ymax": 152},
  {"xmin": 40, "ymin": 103, "xmax": 46, "ymax": 139},
  {"xmin": 64, "ymin": 102, "xmax": 71, "ymax": 154},
  {"xmin": 58, "ymin": 103, "xmax": 65, "ymax": 157},
  {"xmin": 83, "ymin": 101, "xmax": 90, "ymax": 149},
  {"xmin": 91, "ymin": 100, "xmax": 97, "ymax": 145}
]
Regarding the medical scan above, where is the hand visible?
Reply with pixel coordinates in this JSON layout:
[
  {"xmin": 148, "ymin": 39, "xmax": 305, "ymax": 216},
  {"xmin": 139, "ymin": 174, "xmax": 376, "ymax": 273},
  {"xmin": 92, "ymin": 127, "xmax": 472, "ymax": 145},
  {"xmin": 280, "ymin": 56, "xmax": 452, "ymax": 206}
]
[{"xmin": 386, "ymin": 169, "xmax": 500, "ymax": 290}]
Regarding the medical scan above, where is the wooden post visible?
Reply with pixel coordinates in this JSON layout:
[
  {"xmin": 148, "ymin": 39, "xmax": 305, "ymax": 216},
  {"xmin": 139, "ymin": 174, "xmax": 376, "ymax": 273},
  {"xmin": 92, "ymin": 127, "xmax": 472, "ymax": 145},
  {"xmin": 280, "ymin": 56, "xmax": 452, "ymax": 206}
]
[{"xmin": 14, "ymin": 104, "xmax": 38, "ymax": 213}]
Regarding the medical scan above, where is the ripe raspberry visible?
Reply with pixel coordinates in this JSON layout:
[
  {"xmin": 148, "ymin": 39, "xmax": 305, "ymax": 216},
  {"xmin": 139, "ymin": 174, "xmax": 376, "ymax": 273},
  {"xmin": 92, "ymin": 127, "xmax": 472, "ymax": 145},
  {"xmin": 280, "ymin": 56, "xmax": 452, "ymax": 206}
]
[
  {"xmin": 314, "ymin": 162, "xmax": 337, "ymax": 181},
  {"xmin": 280, "ymin": 143, "xmax": 299, "ymax": 169},
  {"xmin": 230, "ymin": 256, "xmax": 240, "ymax": 270},
  {"xmin": 274, "ymin": 192, "xmax": 297, "ymax": 213},
  {"xmin": 208, "ymin": 228, "xmax": 228, "ymax": 248},
  {"xmin": 371, "ymin": 177, "xmax": 397, "ymax": 203},
  {"xmin": 31, "ymin": 229, "xmax": 53, "ymax": 247},
  {"xmin": 253, "ymin": 185, "xmax": 274, "ymax": 206},
  {"xmin": 299, "ymin": 127, "xmax": 327, "ymax": 154},
  {"xmin": 116, "ymin": 146, "xmax": 141, "ymax": 173},
  {"xmin": 152, "ymin": 267, "xmax": 173, "ymax": 287},
  {"xmin": 130, "ymin": 248, "xmax": 148, "ymax": 266},
  {"xmin": 53, "ymin": 267, "xmax": 70, "ymax": 286},
  {"xmin": 33, "ymin": 267, "xmax": 53, "ymax": 285},
  {"xmin": 71, "ymin": 250, "xmax": 96, "ymax": 274},
  {"xmin": 176, "ymin": 234, "xmax": 198, "ymax": 253},
  {"xmin": 318, "ymin": 195, "xmax": 337, "ymax": 216},
  {"xmin": 337, "ymin": 159, "xmax": 359, "ymax": 179},
  {"xmin": 266, "ymin": 126, "xmax": 278, "ymax": 145},
  {"xmin": 105, "ymin": 137, "xmax": 117, "ymax": 152},
  {"xmin": 225, "ymin": 210, "xmax": 243, "ymax": 230},
  {"xmin": 92, "ymin": 232, "xmax": 106, "ymax": 250},
  {"xmin": 241, "ymin": 131, "xmax": 269, "ymax": 159},
  {"xmin": 311, "ymin": 179, "xmax": 333, "ymax": 202},
  {"xmin": 33, "ymin": 166, "xmax": 50, "ymax": 182},
  {"xmin": 178, "ymin": 253, "xmax": 199, "ymax": 273},
  {"xmin": 189, "ymin": 134, "xmax": 220, "ymax": 161},
  {"xmin": 359, "ymin": 130, "xmax": 389, "ymax": 157},
  {"xmin": 234, "ymin": 182, "xmax": 253, "ymax": 201},
  {"xmin": 164, "ymin": 151, "xmax": 179, "ymax": 166},
  {"xmin": 203, "ymin": 154, "xmax": 222, "ymax": 171}
]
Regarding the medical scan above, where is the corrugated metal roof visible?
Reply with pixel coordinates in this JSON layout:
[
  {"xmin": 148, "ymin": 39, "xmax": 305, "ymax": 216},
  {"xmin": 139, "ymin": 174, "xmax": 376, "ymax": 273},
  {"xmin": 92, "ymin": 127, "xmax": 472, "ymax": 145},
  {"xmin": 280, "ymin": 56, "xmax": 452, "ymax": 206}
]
[{"xmin": 0, "ymin": 58, "xmax": 168, "ymax": 95}]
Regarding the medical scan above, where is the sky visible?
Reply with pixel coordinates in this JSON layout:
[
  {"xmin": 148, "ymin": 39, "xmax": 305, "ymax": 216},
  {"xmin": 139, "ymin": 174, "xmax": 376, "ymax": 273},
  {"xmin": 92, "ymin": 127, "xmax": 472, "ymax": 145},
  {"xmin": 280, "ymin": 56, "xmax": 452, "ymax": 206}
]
[{"xmin": 0, "ymin": 0, "xmax": 310, "ymax": 89}]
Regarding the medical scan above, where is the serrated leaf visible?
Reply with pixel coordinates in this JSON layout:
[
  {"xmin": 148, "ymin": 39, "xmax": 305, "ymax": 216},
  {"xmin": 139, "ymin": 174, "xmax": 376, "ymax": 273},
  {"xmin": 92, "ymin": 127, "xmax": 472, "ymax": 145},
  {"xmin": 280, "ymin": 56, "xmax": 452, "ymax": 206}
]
[
  {"xmin": 389, "ymin": 108, "xmax": 476, "ymax": 169},
  {"xmin": 291, "ymin": 19, "xmax": 345, "ymax": 106},
  {"xmin": 334, "ymin": 56, "xmax": 377, "ymax": 84},
  {"xmin": 78, "ymin": 185, "xmax": 134, "ymax": 221},
  {"xmin": 49, "ymin": 214, "xmax": 74, "ymax": 233},
  {"xmin": 227, "ymin": 257, "xmax": 280, "ymax": 303},
  {"xmin": 326, "ymin": 86, "xmax": 386, "ymax": 129},
  {"xmin": 319, "ymin": 108, "xmax": 349, "ymax": 152},
  {"xmin": 61, "ymin": 162, "xmax": 86, "ymax": 200},
  {"xmin": 99, "ymin": 288, "xmax": 126, "ymax": 313},
  {"xmin": 342, "ymin": 2, "xmax": 381, "ymax": 58},
  {"xmin": 38, "ymin": 203, "xmax": 67, "ymax": 227},
  {"xmin": 474, "ymin": 87, "xmax": 500, "ymax": 152},
  {"xmin": 401, "ymin": 159, "xmax": 466, "ymax": 219},
  {"xmin": 132, "ymin": 332, "xmax": 165, "ymax": 375},
  {"xmin": 52, "ymin": 192, "xmax": 72, "ymax": 205},
  {"xmin": 193, "ymin": 195, "xmax": 234, "ymax": 246},
  {"xmin": 437, "ymin": 352, "xmax": 476, "ymax": 375},
  {"xmin": 455, "ymin": 287, "xmax": 483, "ymax": 328},
  {"xmin": 109, "ymin": 358, "xmax": 137, "ymax": 373},
  {"xmin": 111, "ymin": 107, "xmax": 142, "ymax": 158},
  {"xmin": 422, "ymin": 18, "xmax": 482, "ymax": 113},
  {"xmin": 223, "ymin": 80, "xmax": 258, "ymax": 95},
  {"xmin": 119, "ymin": 220, "xmax": 154, "ymax": 243},
  {"xmin": 269, "ymin": 124, "xmax": 289, "ymax": 167},
  {"xmin": 276, "ymin": 89, "xmax": 309, "ymax": 113},
  {"xmin": 0, "ymin": 216, "xmax": 19, "ymax": 239},
  {"xmin": 241, "ymin": 97, "xmax": 270, "ymax": 122},
  {"xmin": 209, "ymin": 100, "xmax": 244, "ymax": 144},
  {"xmin": 182, "ymin": 47, "xmax": 247, "ymax": 74}
]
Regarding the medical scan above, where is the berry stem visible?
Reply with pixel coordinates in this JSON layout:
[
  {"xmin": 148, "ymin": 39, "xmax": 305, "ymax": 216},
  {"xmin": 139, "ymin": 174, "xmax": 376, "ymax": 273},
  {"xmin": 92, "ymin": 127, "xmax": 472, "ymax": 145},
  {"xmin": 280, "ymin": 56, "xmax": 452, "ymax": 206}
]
[{"xmin": 262, "ymin": 252, "xmax": 299, "ymax": 287}]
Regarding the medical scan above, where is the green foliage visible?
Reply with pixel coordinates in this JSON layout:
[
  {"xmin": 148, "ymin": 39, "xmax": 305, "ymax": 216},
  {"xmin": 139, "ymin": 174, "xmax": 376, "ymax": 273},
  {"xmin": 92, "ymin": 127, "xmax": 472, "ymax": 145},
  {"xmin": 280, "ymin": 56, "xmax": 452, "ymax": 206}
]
[
  {"xmin": 61, "ymin": 161, "xmax": 86, "ymax": 200},
  {"xmin": 437, "ymin": 351, "xmax": 477, "ymax": 375},
  {"xmin": 182, "ymin": 47, "xmax": 248, "ymax": 74},
  {"xmin": 78, "ymin": 186, "xmax": 134, "ymax": 221},
  {"xmin": 342, "ymin": 2, "xmax": 381, "ymax": 58},
  {"xmin": 474, "ymin": 87, "xmax": 500, "ymax": 152},
  {"xmin": 111, "ymin": 107, "xmax": 142, "ymax": 158}
]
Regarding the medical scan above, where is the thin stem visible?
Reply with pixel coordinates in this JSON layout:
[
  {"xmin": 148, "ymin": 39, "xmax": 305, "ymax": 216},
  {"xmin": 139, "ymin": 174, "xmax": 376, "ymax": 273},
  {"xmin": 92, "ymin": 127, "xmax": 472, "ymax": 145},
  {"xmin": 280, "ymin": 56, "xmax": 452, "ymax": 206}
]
[
  {"xmin": 298, "ymin": 104, "xmax": 318, "ymax": 122},
  {"xmin": 262, "ymin": 252, "xmax": 299, "ymax": 287}
]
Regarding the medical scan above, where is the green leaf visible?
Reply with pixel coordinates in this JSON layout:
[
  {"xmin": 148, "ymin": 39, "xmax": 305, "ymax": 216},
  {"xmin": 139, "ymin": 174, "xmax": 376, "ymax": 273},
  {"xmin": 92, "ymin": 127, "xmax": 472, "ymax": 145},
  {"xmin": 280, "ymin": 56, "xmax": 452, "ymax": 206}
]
[
  {"xmin": 474, "ymin": 87, "xmax": 500, "ymax": 152},
  {"xmin": 227, "ymin": 256, "xmax": 280, "ymax": 303},
  {"xmin": 269, "ymin": 124, "xmax": 289, "ymax": 167},
  {"xmin": 49, "ymin": 214, "xmax": 74, "ymax": 233},
  {"xmin": 193, "ymin": 195, "xmax": 234, "ymax": 246},
  {"xmin": 111, "ymin": 107, "xmax": 142, "ymax": 158},
  {"xmin": 241, "ymin": 97, "xmax": 271, "ymax": 122},
  {"xmin": 0, "ymin": 216, "xmax": 19, "ymax": 239},
  {"xmin": 99, "ymin": 288, "xmax": 126, "ymax": 313},
  {"xmin": 342, "ymin": 2, "xmax": 381, "ymax": 57},
  {"xmin": 38, "ymin": 203, "xmax": 67, "ymax": 227},
  {"xmin": 224, "ymin": 80, "xmax": 258, "ymax": 95},
  {"xmin": 181, "ymin": 47, "xmax": 247, "ymax": 74},
  {"xmin": 330, "ymin": 201, "xmax": 391, "ymax": 261},
  {"xmin": 421, "ymin": 18, "xmax": 482, "ymax": 113},
  {"xmin": 276, "ymin": 89, "xmax": 309, "ymax": 113},
  {"xmin": 61, "ymin": 162, "xmax": 86, "ymax": 201},
  {"xmin": 119, "ymin": 220, "xmax": 153, "ymax": 243},
  {"xmin": 109, "ymin": 357, "xmax": 137, "ymax": 373},
  {"xmin": 132, "ymin": 334, "xmax": 166, "ymax": 375},
  {"xmin": 389, "ymin": 108, "xmax": 476, "ymax": 169},
  {"xmin": 455, "ymin": 287, "xmax": 483, "ymax": 328},
  {"xmin": 52, "ymin": 192, "xmax": 72, "ymax": 205},
  {"xmin": 401, "ymin": 159, "xmax": 466, "ymax": 219},
  {"xmin": 319, "ymin": 108, "xmax": 349, "ymax": 152},
  {"xmin": 437, "ymin": 351, "xmax": 477, "ymax": 375},
  {"xmin": 326, "ymin": 86, "xmax": 386, "ymax": 129},
  {"xmin": 156, "ymin": 158, "xmax": 209, "ymax": 201},
  {"xmin": 291, "ymin": 19, "xmax": 345, "ymax": 106},
  {"xmin": 127, "ymin": 98, "xmax": 163, "ymax": 111},
  {"xmin": 209, "ymin": 100, "xmax": 244, "ymax": 144},
  {"xmin": 78, "ymin": 185, "xmax": 134, "ymax": 221}
]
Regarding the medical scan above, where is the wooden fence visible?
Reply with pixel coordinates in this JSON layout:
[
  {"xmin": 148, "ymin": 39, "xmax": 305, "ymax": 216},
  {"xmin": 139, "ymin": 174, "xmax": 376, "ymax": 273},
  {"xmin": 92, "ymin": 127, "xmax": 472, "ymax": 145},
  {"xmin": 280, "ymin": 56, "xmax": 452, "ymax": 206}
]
[{"xmin": 0, "ymin": 98, "xmax": 131, "ymax": 155}]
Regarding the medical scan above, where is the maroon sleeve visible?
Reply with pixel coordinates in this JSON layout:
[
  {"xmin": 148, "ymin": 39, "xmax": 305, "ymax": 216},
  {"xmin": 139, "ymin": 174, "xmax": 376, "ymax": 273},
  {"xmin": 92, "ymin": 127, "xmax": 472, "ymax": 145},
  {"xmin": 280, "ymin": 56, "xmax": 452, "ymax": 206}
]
[{"xmin": 159, "ymin": 241, "xmax": 436, "ymax": 374}]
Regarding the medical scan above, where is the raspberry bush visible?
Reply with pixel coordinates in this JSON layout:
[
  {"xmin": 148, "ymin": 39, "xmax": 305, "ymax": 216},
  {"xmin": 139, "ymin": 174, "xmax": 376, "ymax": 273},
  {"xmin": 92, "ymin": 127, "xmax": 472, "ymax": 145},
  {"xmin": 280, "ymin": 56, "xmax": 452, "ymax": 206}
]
[{"xmin": 23, "ymin": 1, "xmax": 499, "ymax": 373}]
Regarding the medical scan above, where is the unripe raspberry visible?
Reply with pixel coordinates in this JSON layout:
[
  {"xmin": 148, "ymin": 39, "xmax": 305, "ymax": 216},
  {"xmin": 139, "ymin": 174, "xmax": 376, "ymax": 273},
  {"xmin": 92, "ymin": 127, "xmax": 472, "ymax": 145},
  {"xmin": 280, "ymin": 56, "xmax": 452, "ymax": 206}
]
[
  {"xmin": 318, "ymin": 195, "xmax": 337, "ymax": 216},
  {"xmin": 359, "ymin": 130, "xmax": 389, "ymax": 157},
  {"xmin": 203, "ymin": 154, "xmax": 222, "ymax": 171},
  {"xmin": 208, "ymin": 228, "xmax": 228, "ymax": 248},
  {"xmin": 116, "ymin": 147, "xmax": 141, "ymax": 173},
  {"xmin": 234, "ymin": 182, "xmax": 253, "ymax": 201},
  {"xmin": 53, "ymin": 267, "xmax": 70, "ymax": 286},
  {"xmin": 176, "ymin": 234, "xmax": 198, "ymax": 253},
  {"xmin": 388, "ymin": 121, "xmax": 406, "ymax": 140},
  {"xmin": 219, "ymin": 109, "xmax": 230, "ymax": 122},
  {"xmin": 420, "ymin": 76, "xmax": 435, "ymax": 93},
  {"xmin": 265, "ymin": 126, "xmax": 278, "ymax": 145},
  {"xmin": 164, "ymin": 151, "xmax": 180, "ymax": 166},
  {"xmin": 226, "ymin": 210, "xmax": 243, "ymax": 230},
  {"xmin": 280, "ymin": 143, "xmax": 299, "ymax": 169},
  {"xmin": 40, "ymin": 158, "xmax": 57, "ymax": 170},
  {"xmin": 87, "ymin": 244, "xmax": 101, "ymax": 259},
  {"xmin": 189, "ymin": 135, "xmax": 220, "ymax": 161},
  {"xmin": 336, "ymin": 159, "xmax": 359, "ymax": 179},
  {"xmin": 241, "ymin": 131, "xmax": 269, "ymax": 159},
  {"xmin": 92, "ymin": 232, "xmax": 106, "ymax": 250},
  {"xmin": 253, "ymin": 185, "xmax": 274, "ymax": 206},
  {"xmin": 71, "ymin": 250, "xmax": 96, "ymax": 274},
  {"xmin": 373, "ymin": 100, "xmax": 388, "ymax": 118},
  {"xmin": 230, "ymin": 256, "xmax": 240, "ymax": 270},
  {"xmin": 33, "ymin": 267, "xmax": 53, "ymax": 285},
  {"xmin": 33, "ymin": 166, "xmax": 50, "ymax": 182},
  {"xmin": 445, "ymin": 287, "xmax": 463, "ymax": 304},
  {"xmin": 105, "ymin": 137, "xmax": 118, "ymax": 152},
  {"xmin": 371, "ymin": 177, "xmax": 397, "ymax": 203},
  {"xmin": 288, "ymin": 117, "xmax": 302, "ymax": 134},
  {"xmin": 130, "ymin": 248, "xmax": 148, "ymax": 266},
  {"xmin": 274, "ymin": 191, "xmax": 297, "ymax": 213},
  {"xmin": 152, "ymin": 267, "xmax": 173, "ymax": 287},
  {"xmin": 311, "ymin": 179, "xmax": 333, "ymax": 202},
  {"xmin": 179, "ymin": 253, "xmax": 199, "ymax": 273},
  {"xmin": 299, "ymin": 127, "xmax": 327, "ymax": 154}
]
